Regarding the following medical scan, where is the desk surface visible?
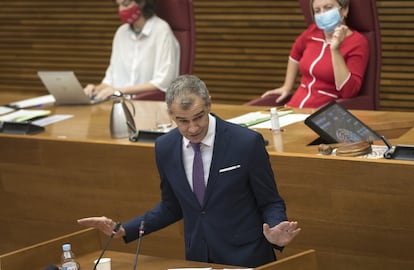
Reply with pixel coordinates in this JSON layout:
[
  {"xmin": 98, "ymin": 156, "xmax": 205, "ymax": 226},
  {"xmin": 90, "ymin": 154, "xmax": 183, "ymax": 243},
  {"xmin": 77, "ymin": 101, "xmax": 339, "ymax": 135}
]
[{"xmin": 5, "ymin": 100, "xmax": 414, "ymax": 155}]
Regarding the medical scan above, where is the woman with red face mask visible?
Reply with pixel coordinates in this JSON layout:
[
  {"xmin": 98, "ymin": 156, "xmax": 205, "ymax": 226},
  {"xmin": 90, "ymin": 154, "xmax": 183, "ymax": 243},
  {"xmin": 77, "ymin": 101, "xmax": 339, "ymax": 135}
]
[{"xmin": 84, "ymin": 0, "xmax": 180, "ymax": 100}]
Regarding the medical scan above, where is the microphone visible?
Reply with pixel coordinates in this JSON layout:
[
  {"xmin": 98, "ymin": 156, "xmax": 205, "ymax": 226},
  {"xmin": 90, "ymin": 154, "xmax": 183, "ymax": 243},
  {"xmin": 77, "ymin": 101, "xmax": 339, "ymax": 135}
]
[
  {"xmin": 42, "ymin": 265, "xmax": 59, "ymax": 270},
  {"xmin": 93, "ymin": 222, "xmax": 122, "ymax": 270},
  {"xmin": 132, "ymin": 220, "xmax": 145, "ymax": 270}
]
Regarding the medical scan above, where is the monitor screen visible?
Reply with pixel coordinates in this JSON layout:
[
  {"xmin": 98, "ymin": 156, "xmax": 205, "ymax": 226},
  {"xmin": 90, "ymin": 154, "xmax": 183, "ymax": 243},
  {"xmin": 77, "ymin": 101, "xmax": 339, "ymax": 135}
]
[{"xmin": 304, "ymin": 101, "xmax": 381, "ymax": 144}]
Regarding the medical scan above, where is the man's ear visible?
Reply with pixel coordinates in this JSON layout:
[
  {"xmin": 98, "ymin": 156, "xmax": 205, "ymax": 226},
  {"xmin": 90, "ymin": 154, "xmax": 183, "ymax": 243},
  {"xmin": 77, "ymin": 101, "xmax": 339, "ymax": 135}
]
[{"xmin": 206, "ymin": 96, "xmax": 212, "ymax": 112}]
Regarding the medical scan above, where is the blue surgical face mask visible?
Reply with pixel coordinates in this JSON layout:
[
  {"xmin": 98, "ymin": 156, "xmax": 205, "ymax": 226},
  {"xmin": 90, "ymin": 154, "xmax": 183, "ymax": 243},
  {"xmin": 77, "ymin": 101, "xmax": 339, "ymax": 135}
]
[{"xmin": 314, "ymin": 8, "xmax": 342, "ymax": 34}]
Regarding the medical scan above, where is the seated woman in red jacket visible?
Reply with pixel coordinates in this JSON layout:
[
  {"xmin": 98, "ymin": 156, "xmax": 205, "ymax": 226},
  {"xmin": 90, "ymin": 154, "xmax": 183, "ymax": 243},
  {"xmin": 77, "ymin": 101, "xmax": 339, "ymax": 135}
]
[{"xmin": 261, "ymin": 0, "xmax": 368, "ymax": 108}]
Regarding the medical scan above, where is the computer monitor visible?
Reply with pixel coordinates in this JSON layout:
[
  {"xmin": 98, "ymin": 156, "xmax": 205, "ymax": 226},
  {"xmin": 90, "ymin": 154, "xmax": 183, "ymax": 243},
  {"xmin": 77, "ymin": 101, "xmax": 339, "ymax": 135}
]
[{"xmin": 304, "ymin": 101, "xmax": 381, "ymax": 144}]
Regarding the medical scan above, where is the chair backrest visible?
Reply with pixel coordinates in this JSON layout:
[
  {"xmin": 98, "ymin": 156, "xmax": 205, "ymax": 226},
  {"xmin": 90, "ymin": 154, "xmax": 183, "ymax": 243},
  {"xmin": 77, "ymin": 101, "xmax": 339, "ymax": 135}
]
[
  {"xmin": 300, "ymin": 0, "xmax": 381, "ymax": 110},
  {"xmin": 156, "ymin": 0, "xmax": 196, "ymax": 75},
  {"xmin": 132, "ymin": 0, "xmax": 196, "ymax": 101}
]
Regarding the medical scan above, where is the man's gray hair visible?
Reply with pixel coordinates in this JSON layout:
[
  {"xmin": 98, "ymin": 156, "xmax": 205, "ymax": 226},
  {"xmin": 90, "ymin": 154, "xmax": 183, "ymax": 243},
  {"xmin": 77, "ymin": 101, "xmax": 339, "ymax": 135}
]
[{"xmin": 166, "ymin": 75, "xmax": 210, "ymax": 111}]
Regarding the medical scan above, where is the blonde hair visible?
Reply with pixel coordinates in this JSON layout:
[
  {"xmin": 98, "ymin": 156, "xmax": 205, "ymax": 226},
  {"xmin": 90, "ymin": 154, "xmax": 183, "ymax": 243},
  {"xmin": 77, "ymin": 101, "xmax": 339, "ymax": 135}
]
[{"xmin": 310, "ymin": 0, "xmax": 350, "ymax": 17}]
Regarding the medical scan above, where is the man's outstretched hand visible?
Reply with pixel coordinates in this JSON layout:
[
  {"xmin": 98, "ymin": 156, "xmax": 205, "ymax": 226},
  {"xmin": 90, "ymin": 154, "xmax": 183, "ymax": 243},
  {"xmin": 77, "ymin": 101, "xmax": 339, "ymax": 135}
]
[
  {"xmin": 263, "ymin": 221, "xmax": 301, "ymax": 247},
  {"xmin": 77, "ymin": 216, "xmax": 125, "ymax": 238}
]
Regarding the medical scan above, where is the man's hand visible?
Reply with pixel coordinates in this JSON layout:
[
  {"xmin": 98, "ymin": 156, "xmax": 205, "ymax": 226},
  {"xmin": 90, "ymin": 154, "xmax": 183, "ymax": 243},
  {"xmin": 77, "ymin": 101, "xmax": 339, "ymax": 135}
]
[
  {"xmin": 263, "ymin": 221, "xmax": 301, "ymax": 247},
  {"xmin": 77, "ymin": 216, "xmax": 125, "ymax": 238}
]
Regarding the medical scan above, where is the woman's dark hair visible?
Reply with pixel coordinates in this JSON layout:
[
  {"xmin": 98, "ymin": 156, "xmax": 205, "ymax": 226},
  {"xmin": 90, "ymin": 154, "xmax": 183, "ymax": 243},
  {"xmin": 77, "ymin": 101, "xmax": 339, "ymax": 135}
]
[{"xmin": 135, "ymin": 0, "xmax": 157, "ymax": 19}]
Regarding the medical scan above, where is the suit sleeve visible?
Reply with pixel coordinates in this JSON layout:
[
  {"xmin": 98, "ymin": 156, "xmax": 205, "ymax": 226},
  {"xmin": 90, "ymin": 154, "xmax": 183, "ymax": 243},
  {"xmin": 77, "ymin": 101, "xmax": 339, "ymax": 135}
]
[{"xmin": 247, "ymin": 133, "xmax": 287, "ymax": 249}]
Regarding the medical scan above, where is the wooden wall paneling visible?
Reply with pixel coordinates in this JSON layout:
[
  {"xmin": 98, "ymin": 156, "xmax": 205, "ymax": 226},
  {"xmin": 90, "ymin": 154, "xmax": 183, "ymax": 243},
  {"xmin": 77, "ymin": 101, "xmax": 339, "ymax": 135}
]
[
  {"xmin": 193, "ymin": 0, "xmax": 305, "ymax": 104},
  {"xmin": 271, "ymin": 153, "xmax": 414, "ymax": 270},
  {"xmin": 1, "ymin": 1, "xmax": 414, "ymax": 109},
  {"xmin": 375, "ymin": 1, "xmax": 414, "ymax": 111},
  {"xmin": 0, "ymin": 1, "xmax": 118, "ymax": 97}
]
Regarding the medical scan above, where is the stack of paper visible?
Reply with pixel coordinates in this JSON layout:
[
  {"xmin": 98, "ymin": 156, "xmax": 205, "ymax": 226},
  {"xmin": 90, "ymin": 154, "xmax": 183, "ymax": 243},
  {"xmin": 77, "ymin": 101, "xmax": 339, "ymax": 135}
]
[
  {"xmin": 0, "ymin": 109, "xmax": 51, "ymax": 122},
  {"xmin": 8, "ymin": 94, "xmax": 55, "ymax": 109},
  {"xmin": 227, "ymin": 110, "xmax": 310, "ymax": 129},
  {"xmin": 0, "ymin": 106, "xmax": 15, "ymax": 115},
  {"xmin": 227, "ymin": 111, "xmax": 271, "ymax": 127}
]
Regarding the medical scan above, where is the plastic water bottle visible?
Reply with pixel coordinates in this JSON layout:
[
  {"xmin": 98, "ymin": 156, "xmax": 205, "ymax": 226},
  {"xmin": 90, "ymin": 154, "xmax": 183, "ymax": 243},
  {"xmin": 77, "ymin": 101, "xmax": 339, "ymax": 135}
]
[
  {"xmin": 61, "ymin": 243, "xmax": 80, "ymax": 270},
  {"xmin": 270, "ymin": 107, "xmax": 281, "ymax": 131}
]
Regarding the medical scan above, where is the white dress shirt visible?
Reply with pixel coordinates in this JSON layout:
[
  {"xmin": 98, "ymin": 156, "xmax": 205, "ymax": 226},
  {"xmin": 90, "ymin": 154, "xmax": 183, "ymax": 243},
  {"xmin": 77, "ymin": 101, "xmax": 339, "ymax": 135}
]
[
  {"xmin": 183, "ymin": 114, "xmax": 216, "ymax": 190},
  {"xmin": 102, "ymin": 16, "xmax": 180, "ymax": 92}
]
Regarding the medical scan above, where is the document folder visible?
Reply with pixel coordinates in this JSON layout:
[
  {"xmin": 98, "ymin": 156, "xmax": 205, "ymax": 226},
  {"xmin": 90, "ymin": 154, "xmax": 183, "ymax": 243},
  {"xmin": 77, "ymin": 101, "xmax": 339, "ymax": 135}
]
[{"xmin": 0, "ymin": 121, "xmax": 45, "ymax": 135}]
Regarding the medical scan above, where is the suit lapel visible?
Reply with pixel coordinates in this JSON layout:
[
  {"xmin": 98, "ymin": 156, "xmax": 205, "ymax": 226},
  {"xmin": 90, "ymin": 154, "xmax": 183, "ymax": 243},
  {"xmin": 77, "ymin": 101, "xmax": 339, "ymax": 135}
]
[
  {"xmin": 204, "ymin": 117, "xmax": 230, "ymax": 206},
  {"xmin": 166, "ymin": 131, "xmax": 194, "ymax": 195}
]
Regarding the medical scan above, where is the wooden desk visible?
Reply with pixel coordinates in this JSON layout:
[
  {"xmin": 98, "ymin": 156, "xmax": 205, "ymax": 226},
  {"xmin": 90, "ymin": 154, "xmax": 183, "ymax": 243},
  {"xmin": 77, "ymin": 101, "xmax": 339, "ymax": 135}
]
[
  {"xmin": 0, "ymin": 228, "xmax": 233, "ymax": 270},
  {"xmin": 1, "ymin": 101, "xmax": 413, "ymax": 270},
  {"xmin": 0, "ymin": 228, "xmax": 318, "ymax": 270}
]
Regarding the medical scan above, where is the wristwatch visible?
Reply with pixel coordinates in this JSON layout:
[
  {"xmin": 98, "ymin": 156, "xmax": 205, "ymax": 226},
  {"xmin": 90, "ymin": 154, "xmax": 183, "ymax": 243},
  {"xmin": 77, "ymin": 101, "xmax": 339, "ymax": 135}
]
[{"xmin": 113, "ymin": 90, "xmax": 123, "ymax": 97}]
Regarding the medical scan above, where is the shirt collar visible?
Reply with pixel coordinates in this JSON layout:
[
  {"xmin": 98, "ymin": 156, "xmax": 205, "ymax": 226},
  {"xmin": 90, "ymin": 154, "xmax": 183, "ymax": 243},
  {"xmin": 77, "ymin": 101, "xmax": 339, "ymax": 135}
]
[{"xmin": 129, "ymin": 16, "xmax": 155, "ymax": 37}]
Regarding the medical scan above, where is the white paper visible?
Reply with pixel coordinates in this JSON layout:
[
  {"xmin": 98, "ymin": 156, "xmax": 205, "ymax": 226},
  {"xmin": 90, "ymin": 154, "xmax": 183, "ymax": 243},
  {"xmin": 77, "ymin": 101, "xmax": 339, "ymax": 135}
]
[
  {"xmin": 227, "ymin": 111, "xmax": 270, "ymax": 126},
  {"xmin": 9, "ymin": 94, "xmax": 55, "ymax": 109},
  {"xmin": 0, "ymin": 109, "xmax": 51, "ymax": 122},
  {"xmin": 0, "ymin": 106, "xmax": 15, "ymax": 115},
  {"xmin": 227, "ymin": 110, "xmax": 292, "ymax": 127},
  {"xmin": 32, "ymin": 114, "xmax": 74, "ymax": 127},
  {"xmin": 250, "ymin": 113, "xmax": 310, "ymax": 129}
]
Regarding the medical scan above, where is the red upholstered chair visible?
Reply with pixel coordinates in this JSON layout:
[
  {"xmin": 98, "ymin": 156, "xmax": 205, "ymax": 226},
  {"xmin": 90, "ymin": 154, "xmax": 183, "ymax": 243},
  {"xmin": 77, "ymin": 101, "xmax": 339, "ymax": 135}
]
[
  {"xmin": 132, "ymin": 0, "xmax": 196, "ymax": 101},
  {"xmin": 246, "ymin": 0, "xmax": 381, "ymax": 110}
]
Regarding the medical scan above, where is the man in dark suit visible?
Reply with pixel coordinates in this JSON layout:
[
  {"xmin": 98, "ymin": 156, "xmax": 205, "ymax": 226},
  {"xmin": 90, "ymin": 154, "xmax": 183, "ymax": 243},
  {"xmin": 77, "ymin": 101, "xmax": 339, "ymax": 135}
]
[{"xmin": 78, "ymin": 75, "xmax": 300, "ymax": 267}]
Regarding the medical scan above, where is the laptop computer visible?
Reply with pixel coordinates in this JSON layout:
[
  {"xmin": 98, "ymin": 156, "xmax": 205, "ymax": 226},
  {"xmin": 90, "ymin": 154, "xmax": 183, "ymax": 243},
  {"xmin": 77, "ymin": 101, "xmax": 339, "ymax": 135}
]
[{"xmin": 37, "ymin": 71, "xmax": 106, "ymax": 105}]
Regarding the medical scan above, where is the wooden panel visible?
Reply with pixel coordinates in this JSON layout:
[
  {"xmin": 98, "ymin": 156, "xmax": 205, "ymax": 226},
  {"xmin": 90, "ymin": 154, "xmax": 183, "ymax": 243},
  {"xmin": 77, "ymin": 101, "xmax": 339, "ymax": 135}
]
[
  {"xmin": 376, "ymin": 1, "xmax": 414, "ymax": 111},
  {"xmin": 0, "ymin": 228, "xmax": 101, "ymax": 270},
  {"xmin": 0, "ymin": 137, "xmax": 185, "ymax": 258},
  {"xmin": 1, "ymin": 104, "xmax": 414, "ymax": 270},
  {"xmin": 270, "ymin": 153, "xmax": 414, "ymax": 270},
  {"xmin": 193, "ymin": 0, "xmax": 304, "ymax": 104},
  {"xmin": 255, "ymin": 249, "xmax": 318, "ymax": 270},
  {"xmin": 1, "ymin": 0, "xmax": 414, "ymax": 110},
  {"xmin": 0, "ymin": 0, "xmax": 118, "ymax": 97},
  {"xmin": 0, "ymin": 226, "xmax": 317, "ymax": 270}
]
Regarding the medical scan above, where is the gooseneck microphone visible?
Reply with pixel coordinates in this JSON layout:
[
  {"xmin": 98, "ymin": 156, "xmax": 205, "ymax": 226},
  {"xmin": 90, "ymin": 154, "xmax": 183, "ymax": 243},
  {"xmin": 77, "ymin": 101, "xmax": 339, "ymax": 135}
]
[
  {"xmin": 93, "ymin": 222, "xmax": 122, "ymax": 270},
  {"xmin": 132, "ymin": 220, "xmax": 145, "ymax": 270}
]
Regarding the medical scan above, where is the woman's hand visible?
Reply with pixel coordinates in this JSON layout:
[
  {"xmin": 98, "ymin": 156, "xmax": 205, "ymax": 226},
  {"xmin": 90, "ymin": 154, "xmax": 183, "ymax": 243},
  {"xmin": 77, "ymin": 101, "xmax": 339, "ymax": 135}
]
[
  {"xmin": 330, "ymin": 25, "xmax": 349, "ymax": 51},
  {"xmin": 261, "ymin": 86, "xmax": 291, "ymax": 104}
]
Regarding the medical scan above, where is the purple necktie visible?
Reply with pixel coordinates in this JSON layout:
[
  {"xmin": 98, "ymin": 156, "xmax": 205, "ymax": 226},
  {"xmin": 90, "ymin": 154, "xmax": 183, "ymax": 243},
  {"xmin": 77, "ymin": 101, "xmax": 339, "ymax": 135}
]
[{"xmin": 191, "ymin": 142, "xmax": 205, "ymax": 205}]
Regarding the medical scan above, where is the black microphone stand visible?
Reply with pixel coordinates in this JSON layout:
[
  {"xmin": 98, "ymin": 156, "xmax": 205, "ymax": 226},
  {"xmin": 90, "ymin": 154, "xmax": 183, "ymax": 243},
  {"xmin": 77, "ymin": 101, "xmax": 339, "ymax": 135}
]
[
  {"xmin": 93, "ymin": 222, "xmax": 121, "ymax": 270},
  {"xmin": 132, "ymin": 220, "xmax": 145, "ymax": 270}
]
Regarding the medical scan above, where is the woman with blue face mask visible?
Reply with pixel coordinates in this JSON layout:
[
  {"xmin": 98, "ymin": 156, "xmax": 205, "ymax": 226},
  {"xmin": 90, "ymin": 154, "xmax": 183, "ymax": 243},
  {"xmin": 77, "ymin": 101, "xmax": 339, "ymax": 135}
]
[{"xmin": 259, "ymin": 0, "xmax": 369, "ymax": 108}]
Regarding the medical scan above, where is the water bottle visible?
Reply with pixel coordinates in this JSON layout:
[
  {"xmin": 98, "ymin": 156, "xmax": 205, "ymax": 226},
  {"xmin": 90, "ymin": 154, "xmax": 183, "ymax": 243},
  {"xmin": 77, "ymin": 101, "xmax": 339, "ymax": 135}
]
[
  {"xmin": 270, "ymin": 107, "xmax": 281, "ymax": 131},
  {"xmin": 61, "ymin": 243, "xmax": 80, "ymax": 270}
]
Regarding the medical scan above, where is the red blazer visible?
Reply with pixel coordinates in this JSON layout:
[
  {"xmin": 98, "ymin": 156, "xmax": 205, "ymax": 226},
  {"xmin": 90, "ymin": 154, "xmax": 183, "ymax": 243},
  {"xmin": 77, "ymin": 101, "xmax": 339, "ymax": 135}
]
[{"xmin": 287, "ymin": 24, "xmax": 369, "ymax": 108}]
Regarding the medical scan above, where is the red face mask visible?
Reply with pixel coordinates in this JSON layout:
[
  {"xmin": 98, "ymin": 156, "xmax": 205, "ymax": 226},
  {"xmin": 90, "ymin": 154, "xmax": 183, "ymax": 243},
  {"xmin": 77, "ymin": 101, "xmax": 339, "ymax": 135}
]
[{"xmin": 118, "ymin": 4, "xmax": 141, "ymax": 24}]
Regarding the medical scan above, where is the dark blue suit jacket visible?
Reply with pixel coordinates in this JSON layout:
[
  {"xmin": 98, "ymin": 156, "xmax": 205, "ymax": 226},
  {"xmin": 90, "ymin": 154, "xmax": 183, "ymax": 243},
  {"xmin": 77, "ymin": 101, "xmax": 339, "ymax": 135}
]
[{"xmin": 123, "ymin": 115, "xmax": 287, "ymax": 267}]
